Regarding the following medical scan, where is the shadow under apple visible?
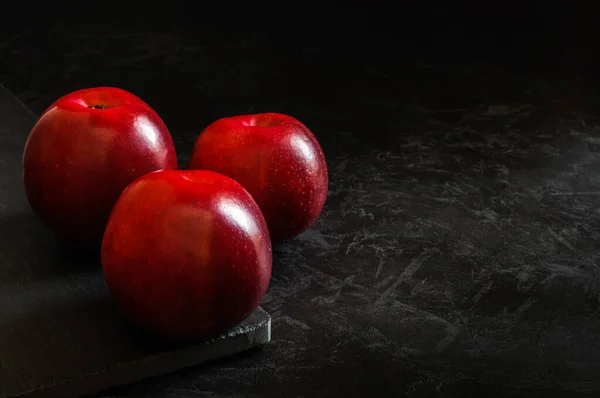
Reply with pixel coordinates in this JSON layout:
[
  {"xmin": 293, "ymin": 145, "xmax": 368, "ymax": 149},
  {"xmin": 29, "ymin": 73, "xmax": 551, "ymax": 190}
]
[{"xmin": 0, "ymin": 211, "xmax": 102, "ymax": 287}]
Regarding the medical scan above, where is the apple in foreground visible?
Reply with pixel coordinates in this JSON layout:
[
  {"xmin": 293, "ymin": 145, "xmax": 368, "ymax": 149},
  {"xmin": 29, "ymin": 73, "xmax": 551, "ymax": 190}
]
[
  {"xmin": 101, "ymin": 169, "xmax": 272, "ymax": 340},
  {"xmin": 188, "ymin": 112, "xmax": 328, "ymax": 243},
  {"xmin": 22, "ymin": 87, "xmax": 177, "ymax": 247}
]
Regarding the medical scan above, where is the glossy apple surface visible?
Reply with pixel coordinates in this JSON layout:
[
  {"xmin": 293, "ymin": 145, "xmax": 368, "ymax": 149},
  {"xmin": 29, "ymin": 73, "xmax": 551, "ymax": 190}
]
[
  {"xmin": 22, "ymin": 87, "xmax": 177, "ymax": 247},
  {"xmin": 188, "ymin": 112, "xmax": 328, "ymax": 242},
  {"xmin": 101, "ymin": 169, "xmax": 272, "ymax": 340}
]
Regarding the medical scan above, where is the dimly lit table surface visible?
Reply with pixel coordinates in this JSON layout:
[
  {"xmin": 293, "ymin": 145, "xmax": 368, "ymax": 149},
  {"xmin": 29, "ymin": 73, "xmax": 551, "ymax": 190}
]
[{"xmin": 2, "ymin": 4, "xmax": 600, "ymax": 397}]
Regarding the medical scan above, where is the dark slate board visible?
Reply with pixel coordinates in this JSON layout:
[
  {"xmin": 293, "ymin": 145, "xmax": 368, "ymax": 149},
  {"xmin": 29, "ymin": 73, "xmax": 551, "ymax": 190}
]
[{"xmin": 0, "ymin": 86, "xmax": 271, "ymax": 398}]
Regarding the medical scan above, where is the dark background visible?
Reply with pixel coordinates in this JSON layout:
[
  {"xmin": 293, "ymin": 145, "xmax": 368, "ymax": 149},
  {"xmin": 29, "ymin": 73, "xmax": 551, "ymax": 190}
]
[{"xmin": 2, "ymin": 2, "xmax": 600, "ymax": 397}]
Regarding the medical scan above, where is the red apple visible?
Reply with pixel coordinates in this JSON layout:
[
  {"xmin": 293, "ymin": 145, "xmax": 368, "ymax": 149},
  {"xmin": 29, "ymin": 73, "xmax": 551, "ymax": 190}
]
[
  {"xmin": 101, "ymin": 169, "xmax": 272, "ymax": 340},
  {"xmin": 22, "ymin": 87, "xmax": 178, "ymax": 247},
  {"xmin": 188, "ymin": 112, "xmax": 328, "ymax": 242}
]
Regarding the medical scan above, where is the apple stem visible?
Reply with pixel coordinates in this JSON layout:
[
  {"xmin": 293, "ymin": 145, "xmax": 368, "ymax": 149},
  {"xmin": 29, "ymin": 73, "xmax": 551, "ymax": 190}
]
[{"xmin": 88, "ymin": 103, "xmax": 108, "ymax": 109}]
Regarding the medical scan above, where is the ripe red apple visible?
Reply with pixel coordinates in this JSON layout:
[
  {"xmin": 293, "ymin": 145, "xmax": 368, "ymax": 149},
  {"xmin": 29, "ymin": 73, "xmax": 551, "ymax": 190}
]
[
  {"xmin": 101, "ymin": 169, "xmax": 272, "ymax": 340},
  {"xmin": 22, "ymin": 87, "xmax": 178, "ymax": 247},
  {"xmin": 188, "ymin": 112, "xmax": 328, "ymax": 242}
]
